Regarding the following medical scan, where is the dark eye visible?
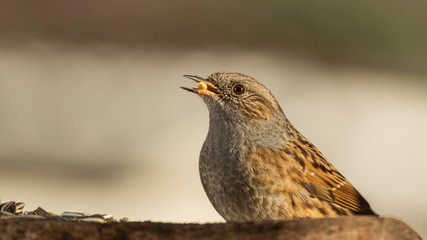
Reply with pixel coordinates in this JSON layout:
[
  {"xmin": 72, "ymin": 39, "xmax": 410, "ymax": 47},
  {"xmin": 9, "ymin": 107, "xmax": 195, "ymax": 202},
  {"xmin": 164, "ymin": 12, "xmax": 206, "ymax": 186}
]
[{"xmin": 233, "ymin": 85, "xmax": 246, "ymax": 95}]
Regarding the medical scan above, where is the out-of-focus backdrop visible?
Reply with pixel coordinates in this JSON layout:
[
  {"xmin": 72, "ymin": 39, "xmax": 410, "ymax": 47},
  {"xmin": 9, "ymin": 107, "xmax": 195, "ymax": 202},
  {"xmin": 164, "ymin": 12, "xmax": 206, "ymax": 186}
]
[{"xmin": 0, "ymin": 0, "xmax": 426, "ymax": 236}]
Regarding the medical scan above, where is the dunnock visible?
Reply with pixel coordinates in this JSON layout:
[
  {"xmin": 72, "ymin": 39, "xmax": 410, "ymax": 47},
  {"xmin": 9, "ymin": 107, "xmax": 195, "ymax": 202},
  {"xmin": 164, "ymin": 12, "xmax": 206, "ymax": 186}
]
[{"xmin": 182, "ymin": 72, "xmax": 377, "ymax": 222}]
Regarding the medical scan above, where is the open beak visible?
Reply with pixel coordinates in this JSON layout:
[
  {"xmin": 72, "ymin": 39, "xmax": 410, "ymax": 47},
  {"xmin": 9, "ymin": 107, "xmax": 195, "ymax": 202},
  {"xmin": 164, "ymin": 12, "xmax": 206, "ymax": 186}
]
[{"xmin": 181, "ymin": 75, "xmax": 220, "ymax": 96}]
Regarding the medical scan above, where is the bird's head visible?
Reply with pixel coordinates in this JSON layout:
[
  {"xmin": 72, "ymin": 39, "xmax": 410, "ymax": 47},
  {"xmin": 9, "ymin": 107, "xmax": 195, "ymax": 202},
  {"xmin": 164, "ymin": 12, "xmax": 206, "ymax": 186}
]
[{"xmin": 181, "ymin": 72, "xmax": 282, "ymax": 121}]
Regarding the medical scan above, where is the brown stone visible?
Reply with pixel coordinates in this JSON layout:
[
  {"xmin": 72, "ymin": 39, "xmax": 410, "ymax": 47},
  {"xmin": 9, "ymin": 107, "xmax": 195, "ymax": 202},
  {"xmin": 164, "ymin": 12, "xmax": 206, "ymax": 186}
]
[{"xmin": 0, "ymin": 216, "xmax": 422, "ymax": 240}]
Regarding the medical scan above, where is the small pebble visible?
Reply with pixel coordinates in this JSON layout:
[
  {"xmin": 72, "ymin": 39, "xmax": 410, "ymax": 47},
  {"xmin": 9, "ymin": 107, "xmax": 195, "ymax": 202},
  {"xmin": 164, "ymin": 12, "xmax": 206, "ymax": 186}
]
[
  {"xmin": 79, "ymin": 217, "xmax": 105, "ymax": 223},
  {"xmin": 61, "ymin": 211, "xmax": 88, "ymax": 218},
  {"xmin": 120, "ymin": 217, "xmax": 130, "ymax": 223},
  {"xmin": 0, "ymin": 200, "xmax": 127, "ymax": 223},
  {"xmin": 0, "ymin": 201, "xmax": 16, "ymax": 214}
]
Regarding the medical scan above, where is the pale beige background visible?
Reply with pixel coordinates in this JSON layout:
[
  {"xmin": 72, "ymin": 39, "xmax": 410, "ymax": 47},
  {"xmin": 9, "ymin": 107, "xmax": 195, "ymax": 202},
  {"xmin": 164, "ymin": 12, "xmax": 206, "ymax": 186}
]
[{"xmin": 0, "ymin": 0, "xmax": 426, "ymax": 237}]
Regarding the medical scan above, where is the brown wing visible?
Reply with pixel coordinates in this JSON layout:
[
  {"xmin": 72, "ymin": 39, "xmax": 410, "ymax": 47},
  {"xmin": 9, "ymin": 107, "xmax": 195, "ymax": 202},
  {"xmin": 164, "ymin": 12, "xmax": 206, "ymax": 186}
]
[{"xmin": 286, "ymin": 137, "xmax": 376, "ymax": 215}]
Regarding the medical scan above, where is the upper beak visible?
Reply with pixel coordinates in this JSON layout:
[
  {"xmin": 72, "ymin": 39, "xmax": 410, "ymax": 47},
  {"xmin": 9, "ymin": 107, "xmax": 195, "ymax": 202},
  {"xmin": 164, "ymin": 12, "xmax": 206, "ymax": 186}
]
[{"xmin": 181, "ymin": 75, "xmax": 220, "ymax": 96}]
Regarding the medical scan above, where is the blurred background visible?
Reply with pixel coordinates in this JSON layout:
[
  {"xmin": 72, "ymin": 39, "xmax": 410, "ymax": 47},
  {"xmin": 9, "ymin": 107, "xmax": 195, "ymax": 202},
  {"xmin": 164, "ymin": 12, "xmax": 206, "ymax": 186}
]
[{"xmin": 0, "ymin": 0, "xmax": 426, "ymax": 236}]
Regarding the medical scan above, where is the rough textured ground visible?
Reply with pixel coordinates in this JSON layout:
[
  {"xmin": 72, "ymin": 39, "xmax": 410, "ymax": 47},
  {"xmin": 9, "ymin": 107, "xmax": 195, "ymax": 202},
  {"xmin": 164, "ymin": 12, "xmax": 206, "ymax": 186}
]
[{"xmin": 0, "ymin": 216, "xmax": 422, "ymax": 240}]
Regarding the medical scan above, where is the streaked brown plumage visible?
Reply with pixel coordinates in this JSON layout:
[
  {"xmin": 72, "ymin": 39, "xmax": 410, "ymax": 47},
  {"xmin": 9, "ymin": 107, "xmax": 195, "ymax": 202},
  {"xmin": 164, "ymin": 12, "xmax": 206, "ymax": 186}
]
[{"xmin": 182, "ymin": 72, "xmax": 377, "ymax": 221}]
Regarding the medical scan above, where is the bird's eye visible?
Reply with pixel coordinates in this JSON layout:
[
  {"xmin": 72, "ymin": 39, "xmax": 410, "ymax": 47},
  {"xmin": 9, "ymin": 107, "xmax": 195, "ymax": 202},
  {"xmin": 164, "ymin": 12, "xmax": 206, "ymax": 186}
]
[{"xmin": 233, "ymin": 85, "xmax": 246, "ymax": 95}]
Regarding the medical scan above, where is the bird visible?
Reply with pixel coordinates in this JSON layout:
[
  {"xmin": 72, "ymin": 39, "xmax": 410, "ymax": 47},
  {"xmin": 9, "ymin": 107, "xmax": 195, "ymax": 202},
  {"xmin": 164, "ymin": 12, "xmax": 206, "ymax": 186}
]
[{"xmin": 181, "ymin": 71, "xmax": 377, "ymax": 222}]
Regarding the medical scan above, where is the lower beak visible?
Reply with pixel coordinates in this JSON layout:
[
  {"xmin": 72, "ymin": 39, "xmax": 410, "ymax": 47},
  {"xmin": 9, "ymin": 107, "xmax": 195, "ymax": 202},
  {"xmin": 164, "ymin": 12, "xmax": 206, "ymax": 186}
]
[{"xmin": 181, "ymin": 75, "xmax": 220, "ymax": 96}]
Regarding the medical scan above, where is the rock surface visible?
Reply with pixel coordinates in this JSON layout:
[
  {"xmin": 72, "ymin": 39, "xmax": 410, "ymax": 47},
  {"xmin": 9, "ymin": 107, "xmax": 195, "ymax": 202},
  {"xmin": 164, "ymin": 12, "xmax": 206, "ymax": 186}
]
[{"xmin": 0, "ymin": 216, "xmax": 422, "ymax": 240}]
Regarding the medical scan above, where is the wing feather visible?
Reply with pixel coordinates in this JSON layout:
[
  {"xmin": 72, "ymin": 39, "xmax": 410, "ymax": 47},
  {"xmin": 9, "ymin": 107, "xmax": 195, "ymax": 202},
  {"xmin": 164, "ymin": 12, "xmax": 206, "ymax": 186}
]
[{"xmin": 286, "ymin": 138, "xmax": 375, "ymax": 215}]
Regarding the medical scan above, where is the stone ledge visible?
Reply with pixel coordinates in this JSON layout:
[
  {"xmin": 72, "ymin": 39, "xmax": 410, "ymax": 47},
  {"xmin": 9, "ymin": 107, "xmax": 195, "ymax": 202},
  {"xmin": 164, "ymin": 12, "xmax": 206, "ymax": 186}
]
[{"xmin": 0, "ymin": 216, "xmax": 422, "ymax": 240}]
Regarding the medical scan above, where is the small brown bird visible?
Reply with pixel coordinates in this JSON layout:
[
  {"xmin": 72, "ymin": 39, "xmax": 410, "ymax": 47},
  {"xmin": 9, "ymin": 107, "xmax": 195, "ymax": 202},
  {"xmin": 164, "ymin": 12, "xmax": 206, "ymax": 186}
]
[{"xmin": 181, "ymin": 72, "xmax": 377, "ymax": 222}]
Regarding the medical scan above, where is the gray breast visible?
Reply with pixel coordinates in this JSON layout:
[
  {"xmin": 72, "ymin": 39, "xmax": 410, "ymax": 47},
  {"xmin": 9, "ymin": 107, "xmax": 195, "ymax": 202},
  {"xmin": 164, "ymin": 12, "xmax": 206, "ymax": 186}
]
[{"xmin": 198, "ymin": 109, "xmax": 289, "ymax": 221}]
